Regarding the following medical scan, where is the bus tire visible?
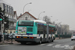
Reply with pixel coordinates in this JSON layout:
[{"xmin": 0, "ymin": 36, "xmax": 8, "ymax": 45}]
[
  {"xmin": 71, "ymin": 39, "xmax": 73, "ymax": 41},
  {"xmin": 39, "ymin": 40, "xmax": 42, "ymax": 44},
  {"xmin": 51, "ymin": 40, "xmax": 54, "ymax": 42},
  {"xmin": 48, "ymin": 37, "xmax": 51, "ymax": 43},
  {"xmin": 21, "ymin": 42, "xmax": 24, "ymax": 44},
  {"xmin": 37, "ymin": 40, "xmax": 42, "ymax": 44},
  {"xmin": 39, "ymin": 37, "xmax": 42, "ymax": 44},
  {"xmin": 21, "ymin": 42, "xmax": 26, "ymax": 44}
]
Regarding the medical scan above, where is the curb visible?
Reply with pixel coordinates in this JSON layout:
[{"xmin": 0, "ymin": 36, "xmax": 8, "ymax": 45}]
[
  {"xmin": 55, "ymin": 37, "xmax": 70, "ymax": 40},
  {"xmin": 0, "ymin": 40, "xmax": 19, "ymax": 45}
]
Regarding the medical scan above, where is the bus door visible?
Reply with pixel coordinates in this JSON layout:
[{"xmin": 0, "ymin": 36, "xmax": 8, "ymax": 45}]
[{"xmin": 43, "ymin": 25, "xmax": 46, "ymax": 40}]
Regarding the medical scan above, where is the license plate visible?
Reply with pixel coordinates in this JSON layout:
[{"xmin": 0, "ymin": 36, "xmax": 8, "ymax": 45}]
[{"xmin": 23, "ymin": 37, "xmax": 27, "ymax": 38}]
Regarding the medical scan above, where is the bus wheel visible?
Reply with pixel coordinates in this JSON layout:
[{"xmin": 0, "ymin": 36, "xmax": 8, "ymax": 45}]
[
  {"xmin": 21, "ymin": 42, "xmax": 24, "ymax": 44},
  {"xmin": 37, "ymin": 40, "xmax": 42, "ymax": 44},
  {"xmin": 21, "ymin": 42, "xmax": 26, "ymax": 44},
  {"xmin": 39, "ymin": 40, "xmax": 42, "ymax": 44},
  {"xmin": 51, "ymin": 40, "xmax": 54, "ymax": 42},
  {"xmin": 48, "ymin": 38, "xmax": 51, "ymax": 43}
]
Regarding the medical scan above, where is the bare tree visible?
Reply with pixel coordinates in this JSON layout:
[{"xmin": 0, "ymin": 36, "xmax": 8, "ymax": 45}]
[{"xmin": 43, "ymin": 16, "xmax": 52, "ymax": 24}]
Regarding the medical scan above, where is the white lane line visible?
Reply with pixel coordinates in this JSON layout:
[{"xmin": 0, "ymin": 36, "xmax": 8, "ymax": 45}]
[
  {"xmin": 59, "ymin": 46, "xmax": 65, "ymax": 48},
  {"xmin": 38, "ymin": 44, "xmax": 45, "ymax": 46},
  {"xmin": 69, "ymin": 46, "xmax": 74, "ymax": 50},
  {"xmin": 53, "ymin": 44, "xmax": 61, "ymax": 48},
  {"xmin": 64, "ymin": 45, "xmax": 74, "ymax": 50},
  {"xmin": 40, "ymin": 44, "xmax": 45, "ymax": 46},
  {"xmin": 47, "ymin": 44, "xmax": 53, "ymax": 46},
  {"xmin": 51, "ymin": 44, "xmax": 75, "ymax": 49},
  {"xmin": 64, "ymin": 45, "xmax": 70, "ymax": 49}
]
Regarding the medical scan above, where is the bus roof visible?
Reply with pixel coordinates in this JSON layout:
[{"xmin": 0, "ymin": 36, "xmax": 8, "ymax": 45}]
[
  {"xmin": 33, "ymin": 20, "xmax": 55, "ymax": 27},
  {"xmin": 33, "ymin": 20, "xmax": 46, "ymax": 24},
  {"xmin": 17, "ymin": 20, "xmax": 46, "ymax": 24},
  {"xmin": 17, "ymin": 20, "xmax": 55, "ymax": 27}
]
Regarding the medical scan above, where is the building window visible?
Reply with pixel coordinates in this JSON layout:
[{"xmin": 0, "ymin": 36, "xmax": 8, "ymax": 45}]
[
  {"xmin": 7, "ymin": 5, "xmax": 8, "ymax": 13},
  {"xmin": 5, "ymin": 5, "xmax": 7, "ymax": 12},
  {"xmin": 25, "ymin": 17, "xmax": 28, "ymax": 20},
  {"xmin": 14, "ymin": 31, "xmax": 15, "ymax": 33},
  {"xmin": 8, "ymin": 6, "xmax": 9, "ymax": 13},
  {"xmin": 9, "ymin": 15, "xmax": 10, "ymax": 18},
  {"xmin": 10, "ymin": 15, "xmax": 12, "ymax": 18},
  {"xmin": 6, "ymin": 14, "xmax": 8, "ymax": 17},
  {"xmin": 3, "ymin": 3, "xmax": 5, "ymax": 10},
  {"xmin": 10, "ymin": 31, "xmax": 12, "ymax": 34},
  {"xmin": 9, "ymin": 7, "xmax": 11, "ymax": 14}
]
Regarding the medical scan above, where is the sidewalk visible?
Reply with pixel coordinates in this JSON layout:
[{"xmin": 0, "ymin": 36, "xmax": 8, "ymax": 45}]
[
  {"xmin": 55, "ymin": 37, "xmax": 59, "ymax": 40},
  {"xmin": 55, "ymin": 37, "xmax": 70, "ymax": 40},
  {"xmin": 0, "ymin": 40, "xmax": 19, "ymax": 45},
  {"xmin": 55, "ymin": 37, "xmax": 63, "ymax": 40},
  {"xmin": 0, "ymin": 38, "xmax": 70, "ymax": 45}
]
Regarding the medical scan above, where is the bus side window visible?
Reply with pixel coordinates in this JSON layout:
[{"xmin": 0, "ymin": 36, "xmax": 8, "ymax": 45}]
[
  {"xmin": 44, "ymin": 26, "xmax": 47, "ymax": 34},
  {"xmin": 38, "ymin": 31, "xmax": 40, "ymax": 34},
  {"xmin": 49, "ymin": 27, "xmax": 52, "ymax": 34},
  {"xmin": 38, "ymin": 31, "xmax": 43, "ymax": 34}
]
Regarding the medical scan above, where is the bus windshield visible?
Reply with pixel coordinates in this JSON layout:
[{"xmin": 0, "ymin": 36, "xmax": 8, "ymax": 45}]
[{"xmin": 18, "ymin": 21, "xmax": 34, "ymax": 26}]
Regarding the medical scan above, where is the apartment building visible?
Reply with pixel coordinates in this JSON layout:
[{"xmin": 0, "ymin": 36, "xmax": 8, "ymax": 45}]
[{"xmin": 0, "ymin": 3, "xmax": 17, "ymax": 34}]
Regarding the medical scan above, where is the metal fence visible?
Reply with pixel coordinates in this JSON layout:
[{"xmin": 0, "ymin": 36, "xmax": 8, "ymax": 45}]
[
  {"xmin": 55, "ymin": 34, "xmax": 72, "ymax": 38},
  {"xmin": 0, "ymin": 35, "xmax": 2, "ymax": 42}
]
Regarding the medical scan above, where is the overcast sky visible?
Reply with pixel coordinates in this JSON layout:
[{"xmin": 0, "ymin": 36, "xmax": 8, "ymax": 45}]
[{"xmin": 1, "ymin": 0, "xmax": 75, "ymax": 30}]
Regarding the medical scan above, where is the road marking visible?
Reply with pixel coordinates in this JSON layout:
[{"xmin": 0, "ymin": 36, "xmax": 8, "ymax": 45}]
[
  {"xmin": 69, "ymin": 46, "xmax": 74, "ymax": 50},
  {"xmin": 64, "ymin": 45, "xmax": 74, "ymax": 50},
  {"xmin": 40, "ymin": 44, "xmax": 45, "ymax": 46},
  {"xmin": 38, "ymin": 43, "xmax": 74, "ymax": 50},
  {"xmin": 53, "ymin": 44, "xmax": 61, "ymax": 48},
  {"xmin": 53, "ymin": 44, "xmax": 74, "ymax": 49},
  {"xmin": 47, "ymin": 44, "xmax": 53, "ymax": 46}
]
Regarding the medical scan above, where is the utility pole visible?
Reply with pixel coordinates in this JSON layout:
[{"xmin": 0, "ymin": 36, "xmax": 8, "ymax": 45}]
[
  {"xmin": 1, "ymin": 23, "xmax": 4, "ymax": 43},
  {"xmin": 0, "ymin": 12, "xmax": 4, "ymax": 43},
  {"xmin": 47, "ymin": 23, "xmax": 49, "ymax": 41},
  {"xmin": 43, "ymin": 16, "xmax": 49, "ymax": 41}
]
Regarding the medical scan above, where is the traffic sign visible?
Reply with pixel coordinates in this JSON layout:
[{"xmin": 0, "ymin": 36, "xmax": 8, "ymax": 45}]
[{"xmin": 0, "ymin": 19, "xmax": 2, "ymax": 21}]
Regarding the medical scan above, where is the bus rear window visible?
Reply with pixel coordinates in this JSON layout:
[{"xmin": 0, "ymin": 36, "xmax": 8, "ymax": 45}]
[{"xmin": 18, "ymin": 21, "xmax": 34, "ymax": 26}]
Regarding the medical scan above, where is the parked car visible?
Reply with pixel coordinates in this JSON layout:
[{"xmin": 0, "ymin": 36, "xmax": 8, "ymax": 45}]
[
  {"xmin": 8, "ymin": 33, "xmax": 16, "ymax": 39},
  {"xmin": 71, "ymin": 33, "xmax": 75, "ymax": 41}
]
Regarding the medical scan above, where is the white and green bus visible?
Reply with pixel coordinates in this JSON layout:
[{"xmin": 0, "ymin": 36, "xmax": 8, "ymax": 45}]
[{"xmin": 15, "ymin": 20, "xmax": 57, "ymax": 44}]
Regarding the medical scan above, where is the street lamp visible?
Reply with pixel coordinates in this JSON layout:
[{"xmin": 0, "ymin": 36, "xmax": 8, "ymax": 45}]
[
  {"xmin": 23, "ymin": 2, "xmax": 32, "ymax": 13},
  {"xmin": 38, "ymin": 11, "xmax": 45, "ymax": 20}
]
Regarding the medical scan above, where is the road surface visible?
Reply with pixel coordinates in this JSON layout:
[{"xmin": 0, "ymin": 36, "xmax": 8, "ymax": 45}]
[{"xmin": 0, "ymin": 38, "xmax": 75, "ymax": 50}]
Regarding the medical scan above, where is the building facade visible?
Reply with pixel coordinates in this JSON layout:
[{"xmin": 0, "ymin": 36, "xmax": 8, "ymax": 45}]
[
  {"xmin": 0, "ymin": 3, "xmax": 17, "ymax": 34},
  {"xmin": 17, "ymin": 12, "xmax": 37, "ymax": 20},
  {"xmin": 61, "ymin": 25, "xmax": 69, "ymax": 34}
]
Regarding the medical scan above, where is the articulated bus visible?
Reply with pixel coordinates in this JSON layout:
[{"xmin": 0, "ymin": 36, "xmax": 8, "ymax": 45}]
[{"xmin": 15, "ymin": 20, "xmax": 57, "ymax": 44}]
